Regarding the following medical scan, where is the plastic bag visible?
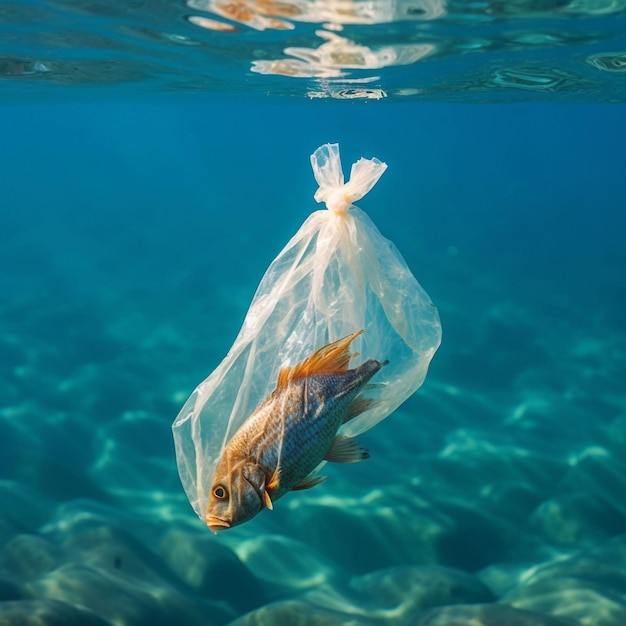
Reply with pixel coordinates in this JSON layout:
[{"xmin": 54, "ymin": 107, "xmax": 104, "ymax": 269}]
[{"xmin": 173, "ymin": 143, "xmax": 442, "ymax": 522}]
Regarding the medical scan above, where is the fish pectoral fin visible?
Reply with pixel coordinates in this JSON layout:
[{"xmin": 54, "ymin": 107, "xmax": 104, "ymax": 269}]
[
  {"xmin": 259, "ymin": 467, "xmax": 280, "ymax": 511},
  {"xmin": 325, "ymin": 435, "xmax": 370, "ymax": 463},
  {"xmin": 263, "ymin": 467, "xmax": 280, "ymax": 510},
  {"xmin": 343, "ymin": 396, "xmax": 380, "ymax": 423},
  {"xmin": 267, "ymin": 467, "xmax": 280, "ymax": 491},
  {"xmin": 292, "ymin": 473, "xmax": 327, "ymax": 491}
]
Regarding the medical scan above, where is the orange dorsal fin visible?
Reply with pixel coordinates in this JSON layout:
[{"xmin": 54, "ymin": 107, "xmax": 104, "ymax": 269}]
[{"xmin": 277, "ymin": 330, "xmax": 364, "ymax": 388}]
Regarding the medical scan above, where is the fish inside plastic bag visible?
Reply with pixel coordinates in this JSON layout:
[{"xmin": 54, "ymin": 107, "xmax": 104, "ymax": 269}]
[{"xmin": 173, "ymin": 143, "xmax": 442, "ymax": 525}]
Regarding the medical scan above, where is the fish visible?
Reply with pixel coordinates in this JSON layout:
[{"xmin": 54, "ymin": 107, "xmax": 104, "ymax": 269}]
[{"xmin": 205, "ymin": 329, "xmax": 386, "ymax": 533}]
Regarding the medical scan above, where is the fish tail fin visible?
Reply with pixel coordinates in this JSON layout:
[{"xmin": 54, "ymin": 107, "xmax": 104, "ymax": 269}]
[{"xmin": 277, "ymin": 330, "xmax": 364, "ymax": 388}]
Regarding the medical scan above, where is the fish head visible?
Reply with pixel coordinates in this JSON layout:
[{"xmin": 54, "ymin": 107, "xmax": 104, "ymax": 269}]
[{"xmin": 206, "ymin": 452, "xmax": 267, "ymax": 533}]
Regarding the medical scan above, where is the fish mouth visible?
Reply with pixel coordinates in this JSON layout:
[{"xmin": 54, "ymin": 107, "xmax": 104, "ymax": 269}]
[{"xmin": 206, "ymin": 516, "xmax": 231, "ymax": 534}]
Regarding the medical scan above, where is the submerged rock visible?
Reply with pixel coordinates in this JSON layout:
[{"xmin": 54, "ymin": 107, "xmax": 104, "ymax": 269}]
[
  {"xmin": 231, "ymin": 564, "xmax": 495, "ymax": 625},
  {"xmin": 158, "ymin": 527, "xmax": 266, "ymax": 613},
  {"xmin": 285, "ymin": 489, "xmax": 451, "ymax": 574},
  {"xmin": 348, "ymin": 564, "xmax": 495, "ymax": 611},
  {"xmin": 23, "ymin": 561, "xmax": 234, "ymax": 626},
  {"xmin": 505, "ymin": 577, "xmax": 626, "ymax": 626},
  {"xmin": 229, "ymin": 599, "xmax": 378, "ymax": 626},
  {"xmin": 233, "ymin": 533, "xmax": 342, "ymax": 595},
  {"xmin": 478, "ymin": 560, "xmax": 540, "ymax": 598},
  {"xmin": 529, "ymin": 448, "xmax": 626, "ymax": 546},
  {"xmin": 531, "ymin": 492, "xmax": 623, "ymax": 546},
  {"xmin": 413, "ymin": 603, "xmax": 579, "ymax": 625},
  {"xmin": 0, "ymin": 599, "xmax": 113, "ymax": 626},
  {"xmin": 501, "ymin": 538, "xmax": 626, "ymax": 626},
  {"xmin": 304, "ymin": 564, "xmax": 494, "ymax": 622},
  {"xmin": 2, "ymin": 502, "xmax": 237, "ymax": 626},
  {"xmin": 0, "ymin": 533, "xmax": 60, "ymax": 583},
  {"xmin": 231, "ymin": 596, "xmax": 576, "ymax": 626}
]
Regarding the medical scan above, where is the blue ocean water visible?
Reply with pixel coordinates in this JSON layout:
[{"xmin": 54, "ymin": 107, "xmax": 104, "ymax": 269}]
[{"xmin": 2, "ymin": 2, "xmax": 626, "ymax": 625}]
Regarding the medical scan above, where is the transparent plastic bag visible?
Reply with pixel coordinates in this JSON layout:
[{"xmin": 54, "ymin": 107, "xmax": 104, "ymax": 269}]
[{"xmin": 173, "ymin": 143, "xmax": 442, "ymax": 522}]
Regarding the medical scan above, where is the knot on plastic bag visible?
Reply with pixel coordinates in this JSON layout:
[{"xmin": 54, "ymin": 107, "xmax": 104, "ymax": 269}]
[{"xmin": 311, "ymin": 143, "xmax": 387, "ymax": 215}]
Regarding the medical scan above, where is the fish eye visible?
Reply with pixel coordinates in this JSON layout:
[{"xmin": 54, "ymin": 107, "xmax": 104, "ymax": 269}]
[{"xmin": 213, "ymin": 485, "xmax": 227, "ymax": 500}]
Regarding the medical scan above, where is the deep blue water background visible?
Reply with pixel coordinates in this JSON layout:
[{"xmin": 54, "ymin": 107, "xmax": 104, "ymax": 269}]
[
  {"xmin": 4, "ymin": 101, "xmax": 625, "ymax": 364},
  {"xmin": 5, "ymin": 101, "xmax": 625, "ymax": 296},
  {"xmin": 1, "ymin": 99, "xmax": 626, "ymax": 625}
]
